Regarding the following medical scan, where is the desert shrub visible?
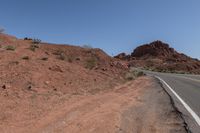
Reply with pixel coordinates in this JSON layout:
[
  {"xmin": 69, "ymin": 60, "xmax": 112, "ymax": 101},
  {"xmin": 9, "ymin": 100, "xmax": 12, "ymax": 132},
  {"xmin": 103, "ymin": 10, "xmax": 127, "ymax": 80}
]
[
  {"xmin": 53, "ymin": 50, "xmax": 68, "ymax": 61},
  {"xmin": 125, "ymin": 73, "xmax": 136, "ymax": 80},
  {"xmin": 125, "ymin": 68, "xmax": 145, "ymax": 80},
  {"xmin": 5, "ymin": 45, "xmax": 16, "ymax": 51},
  {"xmin": 135, "ymin": 71, "xmax": 145, "ymax": 77},
  {"xmin": 85, "ymin": 57, "xmax": 97, "ymax": 69},
  {"xmin": 58, "ymin": 53, "xmax": 66, "ymax": 60},
  {"xmin": 22, "ymin": 56, "xmax": 30, "ymax": 60},
  {"xmin": 29, "ymin": 44, "xmax": 39, "ymax": 51},
  {"xmin": 52, "ymin": 49, "xmax": 64, "ymax": 55},
  {"xmin": 82, "ymin": 44, "xmax": 93, "ymax": 49},
  {"xmin": 32, "ymin": 39, "xmax": 41, "ymax": 44},
  {"xmin": 9, "ymin": 61, "xmax": 19, "ymax": 65}
]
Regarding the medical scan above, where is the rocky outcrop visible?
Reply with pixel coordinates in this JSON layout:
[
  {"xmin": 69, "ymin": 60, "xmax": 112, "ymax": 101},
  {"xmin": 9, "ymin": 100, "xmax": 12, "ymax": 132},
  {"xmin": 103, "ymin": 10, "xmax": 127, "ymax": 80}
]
[
  {"xmin": 131, "ymin": 41, "xmax": 176, "ymax": 58},
  {"xmin": 115, "ymin": 40, "xmax": 200, "ymax": 74}
]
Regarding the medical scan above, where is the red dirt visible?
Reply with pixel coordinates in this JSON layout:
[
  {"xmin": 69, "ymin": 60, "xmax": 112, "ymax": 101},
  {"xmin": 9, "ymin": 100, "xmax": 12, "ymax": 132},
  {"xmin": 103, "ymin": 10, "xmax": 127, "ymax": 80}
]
[{"xmin": 0, "ymin": 33, "xmax": 127, "ymax": 131}]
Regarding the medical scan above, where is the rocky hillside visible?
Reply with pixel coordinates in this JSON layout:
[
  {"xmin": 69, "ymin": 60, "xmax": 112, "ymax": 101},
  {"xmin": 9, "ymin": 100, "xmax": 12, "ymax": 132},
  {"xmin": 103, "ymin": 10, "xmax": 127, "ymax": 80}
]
[
  {"xmin": 0, "ymin": 33, "xmax": 130, "ymax": 132},
  {"xmin": 115, "ymin": 40, "xmax": 200, "ymax": 74},
  {"xmin": 0, "ymin": 33, "xmax": 129, "ymax": 95}
]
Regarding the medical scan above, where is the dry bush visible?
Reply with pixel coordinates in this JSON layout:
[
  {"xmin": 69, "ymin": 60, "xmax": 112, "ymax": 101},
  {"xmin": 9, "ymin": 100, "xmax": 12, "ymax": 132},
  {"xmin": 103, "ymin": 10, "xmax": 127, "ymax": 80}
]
[
  {"xmin": 85, "ymin": 57, "xmax": 97, "ymax": 69},
  {"xmin": 29, "ymin": 44, "xmax": 39, "ymax": 51},
  {"xmin": 32, "ymin": 39, "xmax": 41, "ymax": 44},
  {"xmin": 5, "ymin": 45, "xmax": 16, "ymax": 51},
  {"xmin": 125, "ymin": 68, "xmax": 145, "ymax": 80}
]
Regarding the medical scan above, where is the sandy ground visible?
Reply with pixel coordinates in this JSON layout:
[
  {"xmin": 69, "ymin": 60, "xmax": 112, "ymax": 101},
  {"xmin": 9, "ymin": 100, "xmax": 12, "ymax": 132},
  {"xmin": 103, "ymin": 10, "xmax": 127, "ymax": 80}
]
[{"xmin": 0, "ymin": 76, "xmax": 186, "ymax": 133}]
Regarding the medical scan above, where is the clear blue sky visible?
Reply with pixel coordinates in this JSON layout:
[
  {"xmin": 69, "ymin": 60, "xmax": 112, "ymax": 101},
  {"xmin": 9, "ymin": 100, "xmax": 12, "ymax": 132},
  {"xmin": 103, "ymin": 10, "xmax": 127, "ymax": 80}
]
[{"xmin": 1, "ymin": 0, "xmax": 200, "ymax": 58}]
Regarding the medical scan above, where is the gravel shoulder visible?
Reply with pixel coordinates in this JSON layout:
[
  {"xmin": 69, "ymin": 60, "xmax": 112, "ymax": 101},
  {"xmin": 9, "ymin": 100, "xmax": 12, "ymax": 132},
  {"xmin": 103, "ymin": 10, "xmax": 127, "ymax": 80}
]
[{"xmin": 0, "ymin": 76, "xmax": 187, "ymax": 133}]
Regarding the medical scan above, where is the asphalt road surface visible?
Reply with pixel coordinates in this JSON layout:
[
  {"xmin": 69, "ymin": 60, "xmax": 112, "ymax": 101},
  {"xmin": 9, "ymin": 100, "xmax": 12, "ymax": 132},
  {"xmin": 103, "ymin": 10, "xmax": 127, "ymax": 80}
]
[{"xmin": 145, "ymin": 71, "xmax": 200, "ymax": 132}]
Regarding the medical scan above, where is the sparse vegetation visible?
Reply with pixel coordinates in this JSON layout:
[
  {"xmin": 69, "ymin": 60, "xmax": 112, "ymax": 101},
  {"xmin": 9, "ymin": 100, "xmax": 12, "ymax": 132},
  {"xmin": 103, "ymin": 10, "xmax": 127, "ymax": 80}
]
[
  {"xmin": 29, "ymin": 44, "xmax": 39, "ymax": 51},
  {"xmin": 85, "ymin": 57, "xmax": 97, "ymax": 69},
  {"xmin": 53, "ymin": 50, "xmax": 69, "ymax": 61},
  {"xmin": 59, "ymin": 53, "xmax": 66, "ymax": 60},
  {"xmin": 125, "ymin": 68, "xmax": 145, "ymax": 80},
  {"xmin": 9, "ymin": 61, "xmax": 19, "ymax": 65},
  {"xmin": 32, "ymin": 39, "xmax": 41, "ymax": 44},
  {"xmin": 5, "ymin": 45, "xmax": 16, "ymax": 51},
  {"xmin": 52, "ymin": 49, "xmax": 64, "ymax": 55},
  {"xmin": 82, "ymin": 44, "xmax": 93, "ymax": 49}
]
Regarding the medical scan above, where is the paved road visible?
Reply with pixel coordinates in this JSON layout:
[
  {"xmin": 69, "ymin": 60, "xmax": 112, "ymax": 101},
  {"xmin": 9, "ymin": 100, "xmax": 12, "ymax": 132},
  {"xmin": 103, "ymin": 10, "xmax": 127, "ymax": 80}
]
[{"xmin": 144, "ymin": 71, "xmax": 200, "ymax": 132}]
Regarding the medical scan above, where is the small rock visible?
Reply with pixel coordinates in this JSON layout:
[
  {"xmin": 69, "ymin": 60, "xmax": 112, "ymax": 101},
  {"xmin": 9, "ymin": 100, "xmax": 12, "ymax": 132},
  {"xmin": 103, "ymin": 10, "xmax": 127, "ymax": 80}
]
[
  {"xmin": 101, "ymin": 68, "xmax": 107, "ymax": 71},
  {"xmin": 76, "ymin": 57, "xmax": 80, "ymax": 61},
  {"xmin": 45, "ymin": 81, "xmax": 50, "ymax": 85},
  {"xmin": 27, "ymin": 85, "xmax": 32, "ymax": 90},
  {"xmin": 2, "ymin": 85, "xmax": 6, "ymax": 89}
]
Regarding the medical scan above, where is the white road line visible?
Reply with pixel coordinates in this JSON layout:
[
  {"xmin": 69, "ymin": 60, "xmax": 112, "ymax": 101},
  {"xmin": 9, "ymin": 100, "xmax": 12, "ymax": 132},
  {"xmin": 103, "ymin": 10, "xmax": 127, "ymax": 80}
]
[{"xmin": 155, "ymin": 76, "xmax": 200, "ymax": 126}]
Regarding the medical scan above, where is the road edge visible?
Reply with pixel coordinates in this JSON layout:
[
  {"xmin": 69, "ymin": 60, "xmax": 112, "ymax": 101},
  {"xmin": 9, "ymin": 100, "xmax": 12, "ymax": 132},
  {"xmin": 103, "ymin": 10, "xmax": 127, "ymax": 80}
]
[{"xmin": 154, "ymin": 76, "xmax": 192, "ymax": 133}]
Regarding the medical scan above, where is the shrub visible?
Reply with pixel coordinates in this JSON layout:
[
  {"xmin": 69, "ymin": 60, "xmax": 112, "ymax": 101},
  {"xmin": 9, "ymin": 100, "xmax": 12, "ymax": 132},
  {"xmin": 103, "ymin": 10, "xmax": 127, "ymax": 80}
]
[
  {"xmin": 5, "ymin": 45, "xmax": 16, "ymax": 51},
  {"xmin": 52, "ymin": 49, "xmax": 63, "ymax": 55},
  {"xmin": 53, "ymin": 50, "xmax": 67, "ymax": 61},
  {"xmin": 59, "ymin": 53, "xmax": 66, "ymax": 60},
  {"xmin": 29, "ymin": 44, "xmax": 39, "ymax": 51},
  {"xmin": 32, "ymin": 39, "xmax": 41, "ymax": 44},
  {"xmin": 22, "ymin": 56, "xmax": 30, "ymax": 60},
  {"xmin": 82, "ymin": 44, "xmax": 93, "ymax": 49},
  {"xmin": 9, "ymin": 61, "xmax": 19, "ymax": 65},
  {"xmin": 125, "ymin": 68, "xmax": 145, "ymax": 80},
  {"xmin": 85, "ymin": 57, "xmax": 97, "ymax": 69},
  {"xmin": 125, "ymin": 73, "xmax": 136, "ymax": 80}
]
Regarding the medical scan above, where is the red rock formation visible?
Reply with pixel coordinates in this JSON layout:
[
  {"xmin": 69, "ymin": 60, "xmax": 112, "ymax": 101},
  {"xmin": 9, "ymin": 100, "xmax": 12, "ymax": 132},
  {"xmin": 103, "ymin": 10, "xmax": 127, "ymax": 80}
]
[{"xmin": 115, "ymin": 40, "xmax": 200, "ymax": 74}]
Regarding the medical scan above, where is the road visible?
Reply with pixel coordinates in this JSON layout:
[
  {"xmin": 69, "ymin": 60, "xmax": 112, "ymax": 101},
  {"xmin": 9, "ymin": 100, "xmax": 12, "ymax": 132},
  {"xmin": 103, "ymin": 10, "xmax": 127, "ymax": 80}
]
[{"xmin": 145, "ymin": 71, "xmax": 200, "ymax": 132}]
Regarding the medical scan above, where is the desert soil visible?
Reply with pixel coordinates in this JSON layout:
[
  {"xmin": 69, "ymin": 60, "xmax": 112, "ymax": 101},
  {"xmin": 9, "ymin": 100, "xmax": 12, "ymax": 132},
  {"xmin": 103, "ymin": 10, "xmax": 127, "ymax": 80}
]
[{"xmin": 0, "ymin": 76, "xmax": 186, "ymax": 133}]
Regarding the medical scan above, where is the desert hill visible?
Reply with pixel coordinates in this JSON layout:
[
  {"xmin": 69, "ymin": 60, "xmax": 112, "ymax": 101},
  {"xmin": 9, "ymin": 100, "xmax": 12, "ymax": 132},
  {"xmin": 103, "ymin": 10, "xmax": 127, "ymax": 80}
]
[
  {"xmin": 115, "ymin": 40, "xmax": 200, "ymax": 74},
  {"xmin": 0, "ymin": 33, "xmax": 127, "ymax": 95},
  {"xmin": 0, "ymin": 33, "xmax": 130, "ymax": 131}
]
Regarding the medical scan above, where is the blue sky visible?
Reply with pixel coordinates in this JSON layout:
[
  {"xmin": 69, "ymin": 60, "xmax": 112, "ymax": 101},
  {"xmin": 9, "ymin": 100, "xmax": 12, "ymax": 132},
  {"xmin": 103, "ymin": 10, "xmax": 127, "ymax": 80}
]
[{"xmin": 0, "ymin": 0, "xmax": 200, "ymax": 58}]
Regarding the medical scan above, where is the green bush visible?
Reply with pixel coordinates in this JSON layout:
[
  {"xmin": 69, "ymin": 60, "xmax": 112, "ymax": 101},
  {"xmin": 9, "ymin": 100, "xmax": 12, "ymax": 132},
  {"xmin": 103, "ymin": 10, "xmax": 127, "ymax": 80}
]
[{"xmin": 5, "ymin": 45, "xmax": 16, "ymax": 51}]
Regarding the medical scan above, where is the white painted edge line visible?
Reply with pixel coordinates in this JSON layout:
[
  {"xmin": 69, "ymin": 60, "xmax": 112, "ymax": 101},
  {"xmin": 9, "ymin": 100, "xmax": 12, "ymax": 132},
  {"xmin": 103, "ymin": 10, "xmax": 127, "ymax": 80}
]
[{"xmin": 155, "ymin": 76, "xmax": 200, "ymax": 126}]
